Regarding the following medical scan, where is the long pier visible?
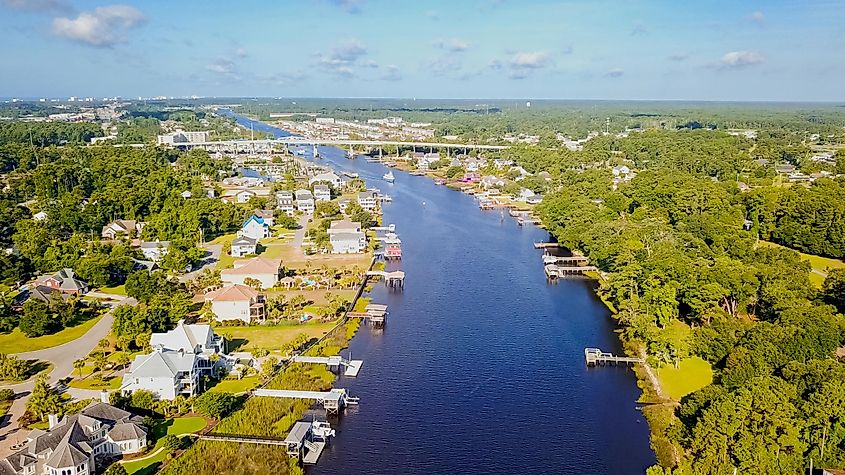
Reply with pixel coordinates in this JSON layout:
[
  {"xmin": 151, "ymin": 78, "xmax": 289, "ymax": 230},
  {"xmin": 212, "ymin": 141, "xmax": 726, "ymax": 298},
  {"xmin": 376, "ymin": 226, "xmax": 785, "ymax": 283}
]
[
  {"xmin": 584, "ymin": 348, "xmax": 644, "ymax": 366},
  {"xmin": 545, "ymin": 264, "xmax": 598, "ymax": 278},
  {"xmin": 542, "ymin": 255, "xmax": 589, "ymax": 265},
  {"xmin": 199, "ymin": 433, "xmax": 287, "ymax": 446},
  {"xmin": 291, "ymin": 355, "xmax": 363, "ymax": 377},
  {"xmin": 252, "ymin": 388, "xmax": 357, "ymax": 414}
]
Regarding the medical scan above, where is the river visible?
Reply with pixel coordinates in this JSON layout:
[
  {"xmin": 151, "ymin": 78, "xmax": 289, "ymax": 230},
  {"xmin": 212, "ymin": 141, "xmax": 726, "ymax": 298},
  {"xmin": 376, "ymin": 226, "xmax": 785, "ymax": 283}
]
[{"xmin": 222, "ymin": 111, "xmax": 655, "ymax": 474}]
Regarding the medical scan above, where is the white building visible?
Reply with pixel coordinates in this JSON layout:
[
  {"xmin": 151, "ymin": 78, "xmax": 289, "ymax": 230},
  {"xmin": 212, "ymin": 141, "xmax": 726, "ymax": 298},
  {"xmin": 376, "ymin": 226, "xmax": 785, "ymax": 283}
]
[
  {"xmin": 149, "ymin": 320, "xmax": 224, "ymax": 357},
  {"xmin": 101, "ymin": 219, "xmax": 143, "ymax": 240},
  {"xmin": 231, "ymin": 236, "xmax": 257, "ymax": 257},
  {"xmin": 204, "ymin": 284, "xmax": 266, "ymax": 324},
  {"xmin": 327, "ymin": 220, "xmax": 366, "ymax": 254},
  {"xmin": 121, "ymin": 348, "xmax": 200, "ymax": 400},
  {"xmin": 313, "ymin": 184, "xmax": 331, "ymax": 202},
  {"xmin": 139, "ymin": 240, "xmax": 169, "ymax": 262},
  {"xmin": 276, "ymin": 190, "xmax": 295, "ymax": 216},
  {"xmin": 1, "ymin": 400, "xmax": 148, "ymax": 475},
  {"xmin": 308, "ymin": 172, "xmax": 342, "ymax": 188},
  {"xmin": 357, "ymin": 191, "xmax": 378, "ymax": 213},
  {"xmin": 239, "ymin": 215, "xmax": 271, "ymax": 241},
  {"xmin": 295, "ymin": 189, "xmax": 315, "ymax": 214},
  {"xmin": 156, "ymin": 130, "xmax": 210, "ymax": 146},
  {"xmin": 220, "ymin": 256, "xmax": 281, "ymax": 289}
]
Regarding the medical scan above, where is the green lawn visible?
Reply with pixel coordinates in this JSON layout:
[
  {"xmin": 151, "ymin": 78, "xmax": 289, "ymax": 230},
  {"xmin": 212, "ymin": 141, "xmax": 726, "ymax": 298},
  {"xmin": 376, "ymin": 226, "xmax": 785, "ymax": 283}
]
[
  {"xmin": 224, "ymin": 321, "xmax": 338, "ymax": 352},
  {"xmin": 0, "ymin": 315, "xmax": 103, "ymax": 353},
  {"xmin": 657, "ymin": 356, "xmax": 714, "ymax": 400},
  {"xmin": 758, "ymin": 240, "xmax": 845, "ymax": 287},
  {"xmin": 68, "ymin": 375, "xmax": 122, "ymax": 390},
  {"xmin": 98, "ymin": 284, "xmax": 127, "ymax": 296},
  {"xmin": 121, "ymin": 417, "xmax": 208, "ymax": 474},
  {"xmin": 208, "ymin": 376, "xmax": 259, "ymax": 394}
]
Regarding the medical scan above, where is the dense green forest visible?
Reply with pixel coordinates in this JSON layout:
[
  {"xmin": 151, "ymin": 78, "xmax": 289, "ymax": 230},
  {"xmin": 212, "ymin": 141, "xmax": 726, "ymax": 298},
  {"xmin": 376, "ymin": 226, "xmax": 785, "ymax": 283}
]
[{"xmin": 526, "ymin": 128, "xmax": 845, "ymax": 473}]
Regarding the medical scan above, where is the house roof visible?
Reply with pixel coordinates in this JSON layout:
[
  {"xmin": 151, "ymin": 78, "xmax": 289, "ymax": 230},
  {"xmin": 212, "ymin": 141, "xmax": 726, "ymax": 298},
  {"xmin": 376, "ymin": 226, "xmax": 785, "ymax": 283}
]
[
  {"xmin": 221, "ymin": 256, "xmax": 281, "ymax": 276},
  {"xmin": 328, "ymin": 219, "xmax": 361, "ymax": 233},
  {"xmin": 108, "ymin": 422, "xmax": 148, "ymax": 442},
  {"xmin": 358, "ymin": 191, "xmax": 376, "ymax": 200},
  {"xmin": 331, "ymin": 232, "xmax": 365, "ymax": 242},
  {"xmin": 41, "ymin": 269, "xmax": 87, "ymax": 292},
  {"xmin": 232, "ymin": 236, "xmax": 257, "ymax": 247},
  {"xmin": 295, "ymin": 189, "xmax": 314, "ymax": 200},
  {"xmin": 150, "ymin": 320, "xmax": 214, "ymax": 352},
  {"xmin": 242, "ymin": 214, "xmax": 268, "ymax": 229},
  {"xmin": 205, "ymin": 284, "xmax": 260, "ymax": 302},
  {"xmin": 309, "ymin": 172, "xmax": 340, "ymax": 184},
  {"xmin": 125, "ymin": 349, "xmax": 197, "ymax": 379},
  {"xmin": 103, "ymin": 219, "xmax": 137, "ymax": 234},
  {"xmin": 28, "ymin": 285, "xmax": 68, "ymax": 304},
  {"xmin": 313, "ymin": 184, "xmax": 330, "ymax": 192},
  {"xmin": 139, "ymin": 240, "xmax": 170, "ymax": 250}
]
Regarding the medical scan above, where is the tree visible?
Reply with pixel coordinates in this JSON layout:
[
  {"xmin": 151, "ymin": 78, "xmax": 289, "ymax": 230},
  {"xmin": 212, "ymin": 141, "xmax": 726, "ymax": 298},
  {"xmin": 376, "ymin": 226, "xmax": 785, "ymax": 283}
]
[
  {"xmin": 315, "ymin": 200, "xmax": 340, "ymax": 218},
  {"xmin": 445, "ymin": 166, "xmax": 464, "ymax": 178},
  {"xmin": 243, "ymin": 277, "xmax": 262, "ymax": 290},
  {"xmin": 98, "ymin": 338, "xmax": 110, "ymax": 356},
  {"xmin": 823, "ymin": 269, "xmax": 845, "ymax": 313},
  {"xmin": 27, "ymin": 376, "xmax": 62, "ymax": 421},
  {"xmin": 103, "ymin": 464, "xmax": 129, "ymax": 475},
  {"xmin": 160, "ymin": 434, "xmax": 182, "ymax": 454},
  {"xmin": 73, "ymin": 358, "xmax": 86, "ymax": 378},
  {"xmin": 260, "ymin": 357, "xmax": 278, "ymax": 380},
  {"xmin": 19, "ymin": 300, "xmax": 57, "ymax": 337},
  {"xmin": 193, "ymin": 392, "xmax": 240, "ymax": 419},
  {"xmin": 130, "ymin": 389, "xmax": 156, "ymax": 411},
  {"xmin": 0, "ymin": 354, "xmax": 30, "ymax": 381},
  {"xmin": 115, "ymin": 352, "xmax": 131, "ymax": 369}
]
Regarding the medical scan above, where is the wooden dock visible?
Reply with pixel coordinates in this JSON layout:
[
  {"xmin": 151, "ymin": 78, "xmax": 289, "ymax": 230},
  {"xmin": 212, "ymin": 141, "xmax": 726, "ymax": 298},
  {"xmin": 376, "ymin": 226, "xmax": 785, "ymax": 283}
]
[
  {"xmin": 348, "ymin": 303, "xmax": 389, "ymax": 326},
  {"xmin": 533, "ymin": 242, "xmax": 560, "ymax": 249},
  {"xmin": 545, "ymin": 264, "xmax": 598, "ymax": 278},
  {"xmin": 199, "ymin": 433, "xmax": 286, "ymax": 446},
  {"xmin": 584, "ymin": 348, "xmax": 643, "ymax": 366}
]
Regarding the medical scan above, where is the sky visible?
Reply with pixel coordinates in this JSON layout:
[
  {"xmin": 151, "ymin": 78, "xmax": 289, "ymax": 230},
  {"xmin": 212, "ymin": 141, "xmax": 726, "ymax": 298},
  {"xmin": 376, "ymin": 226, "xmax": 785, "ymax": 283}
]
[{"xmin": 1, "ymin": 0, "xmax": 844, "ymax": 101}]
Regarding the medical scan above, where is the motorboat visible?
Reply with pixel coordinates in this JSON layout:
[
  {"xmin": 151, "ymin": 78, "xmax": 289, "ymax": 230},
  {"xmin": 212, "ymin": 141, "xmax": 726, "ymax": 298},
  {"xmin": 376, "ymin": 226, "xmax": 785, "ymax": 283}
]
[{"xmin": 383, "ymin": 171, "xmax": 395, "ymax": 182}]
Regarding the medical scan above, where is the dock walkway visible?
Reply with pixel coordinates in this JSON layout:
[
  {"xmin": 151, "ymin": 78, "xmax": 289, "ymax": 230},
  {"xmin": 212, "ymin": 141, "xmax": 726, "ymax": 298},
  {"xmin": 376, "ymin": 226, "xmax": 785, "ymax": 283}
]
[
  {"xmin": 291, "ymin": 355, "xmax": 363, "ymax": 377},
  {"xmin": 584, "ymin": 348, "xmax": 644, "ymax": 366}
]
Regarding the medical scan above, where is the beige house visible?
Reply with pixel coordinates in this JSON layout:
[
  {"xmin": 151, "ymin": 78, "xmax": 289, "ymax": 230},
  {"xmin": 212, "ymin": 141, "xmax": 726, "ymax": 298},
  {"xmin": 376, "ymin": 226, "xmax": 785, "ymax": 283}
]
[
  {"xmin": 205, "ymin": 284, "xmax": 266, "ymax": 324},
  {"xmin": 101, "ymin": 219, "xmax": 143, "ymax": 240},
  {"xmin": 220, "ymin": 256, "xmax": 281, "ymax": 289}
]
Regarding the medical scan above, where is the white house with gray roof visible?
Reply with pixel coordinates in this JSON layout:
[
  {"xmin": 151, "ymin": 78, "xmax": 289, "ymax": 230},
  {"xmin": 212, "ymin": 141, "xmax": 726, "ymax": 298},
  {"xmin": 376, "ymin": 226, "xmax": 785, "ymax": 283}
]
[
  {"xmin": 120, "ymin": 348, "xmax": 200, "ymax": 400},
  {"xmin": 0, "ymin": 400, "xmax": 147, "ymax": 475}
]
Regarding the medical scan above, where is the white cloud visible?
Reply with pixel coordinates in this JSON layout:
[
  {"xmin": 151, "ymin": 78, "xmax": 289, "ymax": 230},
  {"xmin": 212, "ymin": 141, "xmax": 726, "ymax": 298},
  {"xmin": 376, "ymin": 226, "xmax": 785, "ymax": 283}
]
[
  {"xmin": 206, "ymin": 59, "xmax": 236, "ymax": 75},
  {"xmin": 328, "ymin": 0, "xmax": 364, "ymax": 14},
  {"xmin": 434, "ymin": 38, "xmax": 469, "ymax": 52},
  {"xmin": 317, "ymin": 39, "xmax": 368, "ymax": 76},
  {"xmin": 52, "ymin": 4, "xmax": 145, "ymax": 47},
  {"xmin": 509, "ymin": 51, "xmax": 549, "ymax": 69},
  {"xmin": 716, "ymin": 50, "xmax": 764, "ymax": 69},
  {"xmin": 235, "ymin": 47, "xmax": 248, "ymax": 59},
  {"xmin": 748, "ymin": 11, "xmax": 765, "ymax": 26}
]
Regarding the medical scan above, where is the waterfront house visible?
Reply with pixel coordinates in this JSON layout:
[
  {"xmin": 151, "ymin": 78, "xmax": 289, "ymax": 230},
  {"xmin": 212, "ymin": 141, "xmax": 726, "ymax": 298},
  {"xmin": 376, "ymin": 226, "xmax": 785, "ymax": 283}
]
[
  {"xmin": 231, "ymin": 235, "xmax": 257, "ymax": 257},
  {"xmin": 295, "ymin": 189, "xmax": 315, "ymax": 214},
  {"xmin": 276, "ymin": 190, "xmax": 295, "ymax": 216},
  {"xmin": 327, "ymin": 220, "xmax": 366, "ymax": 254},
  {"xmin": 481, "ymin": 175, "xmax": 506, "ymax": 189},
  {"xmin": 139, "ymin": 240, "xmax": 169, "ymax": 262},
  {"xmin": 204, "ymin": 283, "xmax": 266, "ymax": 324},
  {"xmin": 338, "ymin": 199, "xmax": 352, "ymax": 213},
  {"xmin": 220, "ymin": 256, "xmax": 281, "ymax": 289},
  {"xmin": 239, "ymin": 214, "xmax": 271, "ymax": 241},
  {"xmin": 150, "ymin": 319, "xmax": 225, "ymax": 356},
  {"xmin": 313, "ymin": 184, "xmax": 331, "ymax": 202},
  {"xmin": 236, "ymin": 189, "xmax": 256, "ymax": 204},
  {"xmin": 121, "ymin": 348, "xmax": 200, "ymax": 400},
  {"xmin": 357, "ymin": 191, "xmax": 379, "ymax": 212},
  {"xmin": 517, "ymin": 188, "xmax": 537, "ymax": 202},
  {"xmin": 101, "ymin": 219, "xmax": 143, "ymax": 240},
  {"xmin": 308, "ymin": 172, "xmax": 342, "ymax": 188},
  {"xmin": 1, "ymin": 398, "xmax": 148, "ymax": 475},
  {"xmin": 38, "ymin": 268, "xmax": 88, "ymax": 295}
]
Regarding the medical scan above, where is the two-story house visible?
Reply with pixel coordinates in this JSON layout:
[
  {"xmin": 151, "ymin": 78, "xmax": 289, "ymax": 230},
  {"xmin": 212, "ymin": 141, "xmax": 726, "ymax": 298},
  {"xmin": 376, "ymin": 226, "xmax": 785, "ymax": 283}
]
[
  {"xmin": 239, "ymin": 215, "xmax": 270, "ymax": 241},
  {"xmin": 313, "ymin": 184, "xmax": 331, "ymax": 202},
  {"xmin": 276, "ymin": 191, "xmax": 295, "ymax": 216},
  {"xmin": 357, "ymin": 191, "xmax": 379, "ymax": 213},
  {"xmin": 121, "ymin": 348, "xmax": 200, "ymax": 400},
  {"xmin": 327, "ymin": 220, "xmax": 366, "ymax": 254},
  {"xmin": 204, "ymin": 284, "xmax": 266, "ymax": 324},
  {"xmin": 295, "ymin": 189, "xmax": 315, "ymax": 214}
]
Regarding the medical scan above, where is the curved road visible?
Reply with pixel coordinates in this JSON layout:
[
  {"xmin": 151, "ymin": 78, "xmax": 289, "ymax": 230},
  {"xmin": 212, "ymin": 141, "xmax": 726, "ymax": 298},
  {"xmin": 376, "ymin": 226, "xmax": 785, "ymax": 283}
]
[{"xmin": 0, "ymin": 297, "xmax": 136, "ymax": 456}]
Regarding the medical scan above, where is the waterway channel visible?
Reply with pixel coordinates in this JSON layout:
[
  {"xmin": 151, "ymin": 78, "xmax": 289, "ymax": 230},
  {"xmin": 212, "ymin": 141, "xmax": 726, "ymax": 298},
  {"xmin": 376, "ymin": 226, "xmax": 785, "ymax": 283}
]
[{"xmin": 223, "ymin": 111, "xmax": 655, "ymax": 474}]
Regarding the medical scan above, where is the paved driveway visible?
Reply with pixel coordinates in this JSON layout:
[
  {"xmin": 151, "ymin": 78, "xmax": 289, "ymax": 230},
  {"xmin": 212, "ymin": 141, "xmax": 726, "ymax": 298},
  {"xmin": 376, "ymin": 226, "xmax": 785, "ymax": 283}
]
[{"xmin": 0, "ymin": 298, "xmax": 137, "ymax": 456}]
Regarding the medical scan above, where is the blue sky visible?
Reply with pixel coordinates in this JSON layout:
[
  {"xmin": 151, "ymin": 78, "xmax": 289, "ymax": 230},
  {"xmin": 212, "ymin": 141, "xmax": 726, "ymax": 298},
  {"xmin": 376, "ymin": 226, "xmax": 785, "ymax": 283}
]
[{"xmin": 1, "ymin": 0, "xmax": 843, "ymax": 101}]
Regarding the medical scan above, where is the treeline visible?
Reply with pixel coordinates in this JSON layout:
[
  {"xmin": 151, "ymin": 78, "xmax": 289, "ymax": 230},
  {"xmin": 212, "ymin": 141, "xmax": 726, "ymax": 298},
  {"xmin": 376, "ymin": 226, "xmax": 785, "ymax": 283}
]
[
  {"xmin": 0, "ymin": 122, "xmax": 103, "ymax": 147},
  {"xmin": 536, "ymin": 167, "xmax": 845, "ymax": 473},
  {"xmin": 0, "ymin": 145, "xmax": 244, "ymax": 285}
]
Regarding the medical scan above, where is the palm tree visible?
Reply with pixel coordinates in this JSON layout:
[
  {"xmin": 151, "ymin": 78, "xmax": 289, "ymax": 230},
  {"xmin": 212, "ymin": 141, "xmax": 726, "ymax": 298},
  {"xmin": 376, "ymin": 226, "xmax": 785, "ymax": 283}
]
[
  {"xmin": 98, "ymin": 338, "xmax": 110, "ymax": 357},
  {"xmin": 73, "ymin": 359, "xmax": 86, "ymax": 379}
]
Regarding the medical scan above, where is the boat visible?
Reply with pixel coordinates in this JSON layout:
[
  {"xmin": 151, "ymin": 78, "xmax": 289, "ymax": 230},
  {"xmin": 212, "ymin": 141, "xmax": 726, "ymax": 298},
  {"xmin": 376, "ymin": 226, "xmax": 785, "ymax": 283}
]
[
  {"xmin": 434, "ymin": 178, "xmax": 446, "ymax": 185},
  {"xmin": 343, "ymin": 171, "xmax": 359, "ymax": 178},
  {"xmin": 346, "ymin": 149, "xmax": 355, "ymax": 159},
  {"xmin": 383, "ymin": 171, "xmax": 395, "ymax": 182},
  {"xmin": 295, "ymin": 149, "xmax": 305, "ymax": 156}
]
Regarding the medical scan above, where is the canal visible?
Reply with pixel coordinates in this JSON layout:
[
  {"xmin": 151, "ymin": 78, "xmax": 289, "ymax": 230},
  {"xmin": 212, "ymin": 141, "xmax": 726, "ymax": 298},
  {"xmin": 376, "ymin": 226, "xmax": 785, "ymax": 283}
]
[{"xmin": 224, "ymin": 111, "xmax": 655, "ymax": 474}]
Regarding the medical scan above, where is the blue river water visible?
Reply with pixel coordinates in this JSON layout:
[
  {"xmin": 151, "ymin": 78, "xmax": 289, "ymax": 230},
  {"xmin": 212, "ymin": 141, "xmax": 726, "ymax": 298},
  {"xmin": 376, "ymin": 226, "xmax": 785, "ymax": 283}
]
[{"xmin": 222, "ymin": 110, "xmax": 654, "ymax": 474}]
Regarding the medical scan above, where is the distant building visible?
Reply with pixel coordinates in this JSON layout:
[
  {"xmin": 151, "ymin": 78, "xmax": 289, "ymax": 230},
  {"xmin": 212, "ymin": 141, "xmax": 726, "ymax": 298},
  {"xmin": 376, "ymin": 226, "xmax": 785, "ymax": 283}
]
[
  {"xmin": 357, "ymin": 191, "xmax": 378, "ymax": 213},
  {"xmin": 276, "ymin": 191, "xmax": 295, "ymax": 216},
  {"xmin": 139, "ymin": 240, "xmax": 170, "ymax": 262},
  {"xmin": 313, "ymin": 184, "xmax": 331, "ymax": 202},
  {"xmin": 295, "ymin": 189, "xmax": 315, "ymax": 214},
  {"xmin": 39, "ymin": 268, "xmax": 88, "ymax": 295},
  {"xmin": 101, "ymin": 219, "xmax": 143, "ymax": 240},
  {"xmin": 239, "ymin": 215, "xmax": 271, "ymax": 241},
  {"xmin": 156, "ymin": 130, "xmax": 210, "ymax": 146},
  {"xmin": 309, "ymin": 172, "xmax": 342, "ymax": 188},
  {"xmin": 327, "ymin": 220, "xmax": 366, "ymax": 254},
  {"xmin": 231, "ymin": 236, "xmax": 257, "ymax": 257}
]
